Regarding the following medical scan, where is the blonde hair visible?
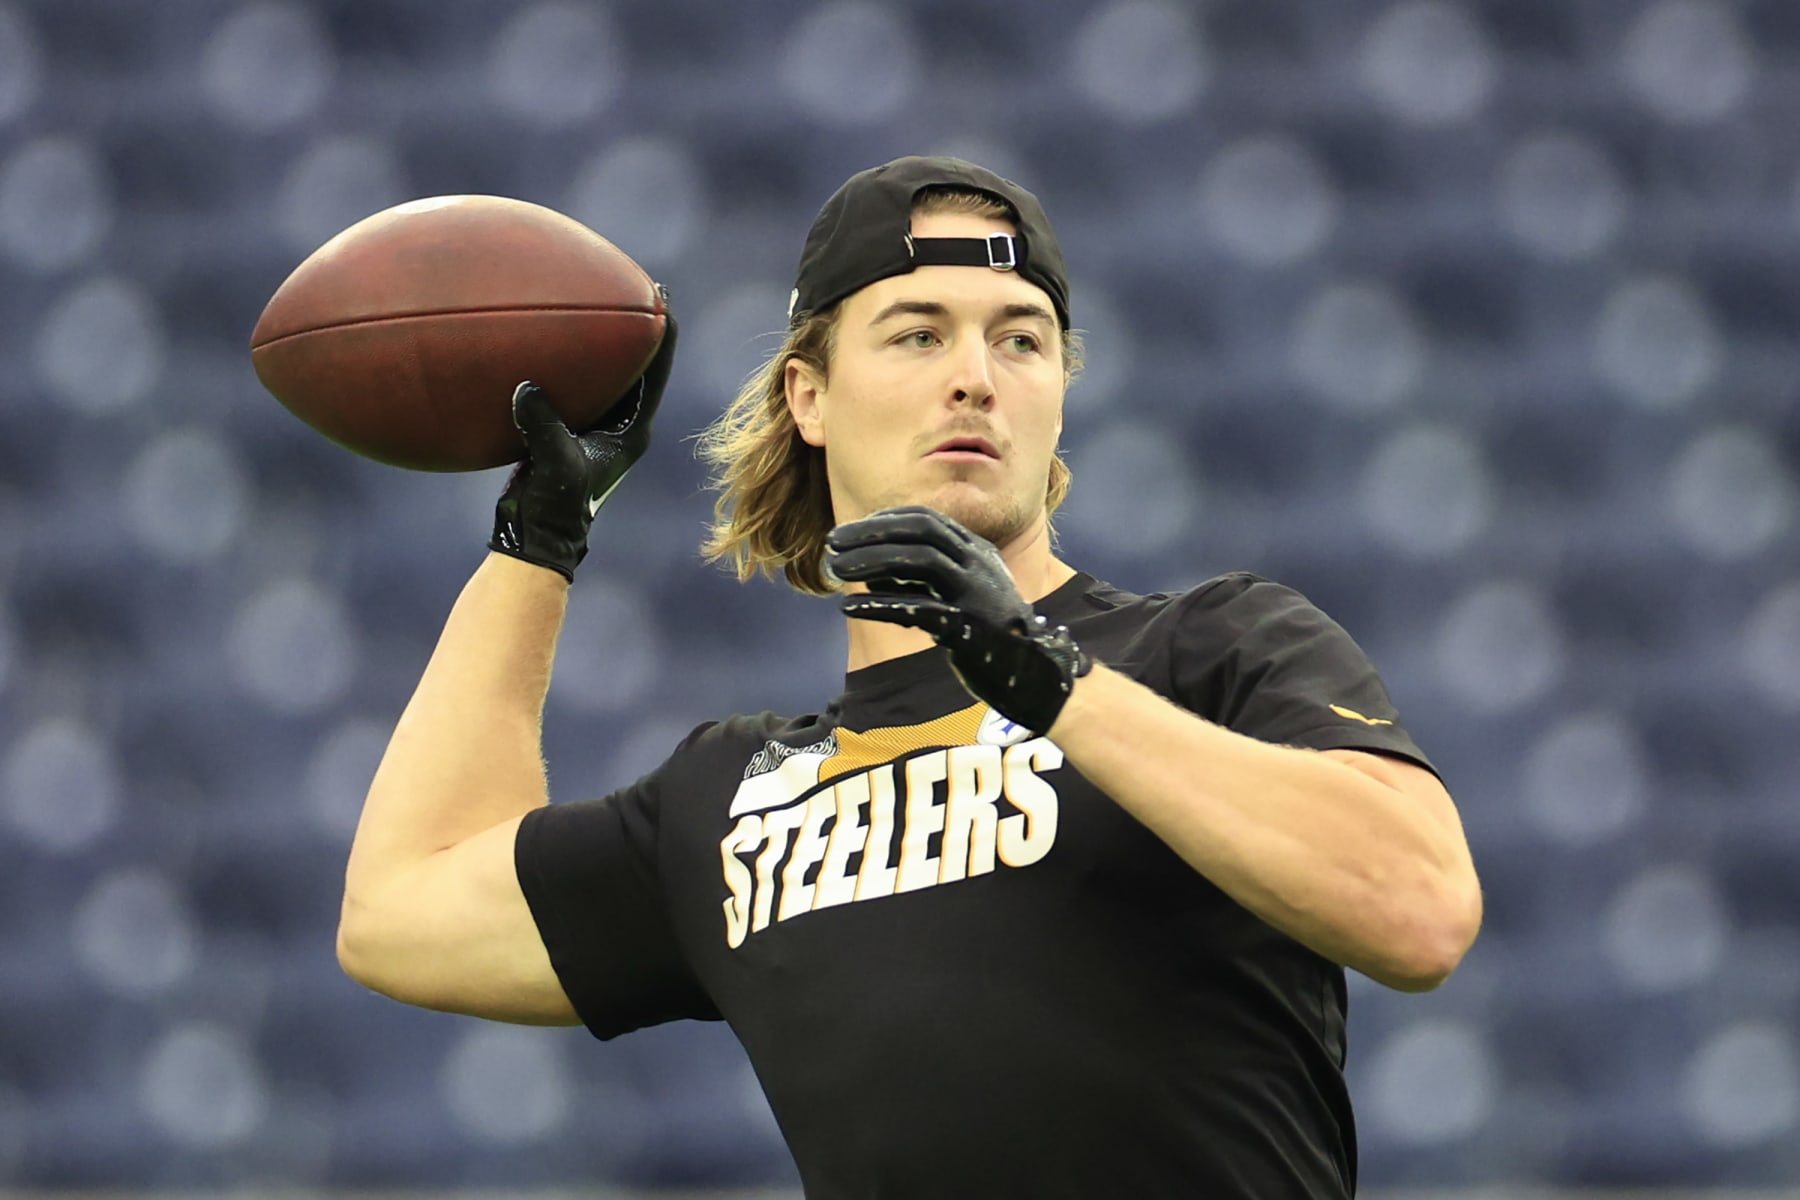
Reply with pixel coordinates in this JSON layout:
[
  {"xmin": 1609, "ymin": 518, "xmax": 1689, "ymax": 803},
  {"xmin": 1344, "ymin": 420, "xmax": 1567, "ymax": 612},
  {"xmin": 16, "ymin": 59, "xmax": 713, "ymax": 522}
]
[{"xmin": 696, "ymin": 189, "xmax": 1084, "ymax": 596}]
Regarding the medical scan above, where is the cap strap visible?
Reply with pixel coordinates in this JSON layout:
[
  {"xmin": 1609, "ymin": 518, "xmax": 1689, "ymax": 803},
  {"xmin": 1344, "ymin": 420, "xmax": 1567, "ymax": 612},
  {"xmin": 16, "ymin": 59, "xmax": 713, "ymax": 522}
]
[{"xmin": 906, "ymin": 233, "xmax": 1021, "ymax": 272}]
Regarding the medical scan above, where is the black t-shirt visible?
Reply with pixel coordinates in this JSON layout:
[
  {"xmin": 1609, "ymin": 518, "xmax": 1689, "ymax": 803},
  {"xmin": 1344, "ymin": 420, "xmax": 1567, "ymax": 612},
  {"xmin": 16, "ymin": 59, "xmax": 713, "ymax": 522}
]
[{"xmin": 515, "ymin": 571, "xmax": 1436, "ymax": 1199}]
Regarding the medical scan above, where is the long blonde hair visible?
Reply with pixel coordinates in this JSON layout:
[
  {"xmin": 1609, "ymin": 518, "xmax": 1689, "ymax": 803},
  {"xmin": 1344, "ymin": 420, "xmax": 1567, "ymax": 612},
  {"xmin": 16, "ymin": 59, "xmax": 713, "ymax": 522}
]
[{"xmin": 695, "ymin": 188, "xmax": 1083, "ymax": 596}]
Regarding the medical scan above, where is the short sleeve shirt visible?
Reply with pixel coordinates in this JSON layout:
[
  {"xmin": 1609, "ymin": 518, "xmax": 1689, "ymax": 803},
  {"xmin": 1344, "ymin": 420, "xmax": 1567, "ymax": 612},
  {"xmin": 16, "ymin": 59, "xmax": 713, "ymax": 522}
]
[{"xmin": 515, "ymin": 571, "xmax": 1436, "ymax": 1199}]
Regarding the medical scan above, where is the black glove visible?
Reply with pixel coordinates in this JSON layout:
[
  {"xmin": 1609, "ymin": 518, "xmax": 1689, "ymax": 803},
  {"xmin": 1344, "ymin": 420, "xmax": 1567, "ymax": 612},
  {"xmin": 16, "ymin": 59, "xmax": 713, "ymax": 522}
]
[
  {"xmin": 825, "ymin": 506, "xmax": 1092, "ymax": 735},
  {"xmin": 489, "ymin": 300, "xmax": 678, "ymax": 580}
]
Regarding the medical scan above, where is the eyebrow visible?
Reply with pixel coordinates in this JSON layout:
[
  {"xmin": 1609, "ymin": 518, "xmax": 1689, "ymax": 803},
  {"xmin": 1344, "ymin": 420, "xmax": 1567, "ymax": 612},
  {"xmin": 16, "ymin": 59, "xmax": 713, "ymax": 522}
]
[{"xmin": 868, "ymin": 299, "xmax": 1058, "ymax": 329}]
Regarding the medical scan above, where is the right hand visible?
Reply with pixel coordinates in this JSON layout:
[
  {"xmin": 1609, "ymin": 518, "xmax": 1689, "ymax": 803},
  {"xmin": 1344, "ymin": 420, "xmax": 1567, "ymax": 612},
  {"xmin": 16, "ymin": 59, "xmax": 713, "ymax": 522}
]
[{"xmin": 488, "ymin": 297, "xmax": 678, "ymax": 580}]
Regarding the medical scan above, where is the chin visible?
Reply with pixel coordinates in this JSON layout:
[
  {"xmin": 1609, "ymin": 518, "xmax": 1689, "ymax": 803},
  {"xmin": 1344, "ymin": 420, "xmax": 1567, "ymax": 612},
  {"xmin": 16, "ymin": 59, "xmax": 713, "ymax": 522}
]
[{"xmin": 900, "ymin": 484, "xmax": 1036, "ymax": 550}]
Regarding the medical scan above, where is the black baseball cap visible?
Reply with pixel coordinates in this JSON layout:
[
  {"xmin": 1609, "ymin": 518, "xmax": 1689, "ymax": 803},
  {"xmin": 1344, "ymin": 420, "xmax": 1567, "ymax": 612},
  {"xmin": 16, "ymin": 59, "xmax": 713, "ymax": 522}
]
[{"xmin": 788, "ymin": 155, "xmax": 1071, "ymax": 330}]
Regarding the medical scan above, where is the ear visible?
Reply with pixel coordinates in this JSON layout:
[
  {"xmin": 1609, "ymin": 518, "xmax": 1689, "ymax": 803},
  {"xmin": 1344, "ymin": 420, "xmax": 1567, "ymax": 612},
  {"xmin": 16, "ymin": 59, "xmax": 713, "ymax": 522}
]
[{"xmin": 785, "ymin": 358, "xmax": 827, "ymax": 449}]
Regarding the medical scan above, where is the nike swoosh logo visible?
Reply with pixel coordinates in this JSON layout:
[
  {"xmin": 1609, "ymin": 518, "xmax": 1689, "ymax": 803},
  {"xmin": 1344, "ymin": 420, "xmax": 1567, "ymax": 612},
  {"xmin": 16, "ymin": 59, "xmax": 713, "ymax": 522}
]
[
  {"xmin": 587, "ymin": 473, "xmax": 626, "ymax": 519},
  {"xmin": 1330, "ymin": 704, "xmax": 1394, "ymax": 727}
]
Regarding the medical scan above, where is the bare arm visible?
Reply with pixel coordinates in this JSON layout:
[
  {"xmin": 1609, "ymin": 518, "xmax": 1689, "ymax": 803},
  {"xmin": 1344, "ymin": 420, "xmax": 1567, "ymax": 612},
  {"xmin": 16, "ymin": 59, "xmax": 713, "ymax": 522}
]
[
  {"xmin": 821, "ymin": 508, "xmax": 1479, "ymax": 990},
  {"xmin": 336, "ymin": 552, "xmax": 579, "ymax": 1023},
  {"xmin": 1048, "ymin": 664, "xmax": 1482, "ymax": 992},
  {"xmin": 331, "ymin": 332, "xmax": 677, "ymax": 1022}
]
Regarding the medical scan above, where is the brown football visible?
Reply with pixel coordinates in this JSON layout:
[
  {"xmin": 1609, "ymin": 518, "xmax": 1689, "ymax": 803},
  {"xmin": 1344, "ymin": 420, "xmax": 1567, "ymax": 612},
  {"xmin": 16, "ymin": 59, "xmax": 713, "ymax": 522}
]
[{"xmin": 250, "ymin": 194, "xmax": 667, "ymax": 472}]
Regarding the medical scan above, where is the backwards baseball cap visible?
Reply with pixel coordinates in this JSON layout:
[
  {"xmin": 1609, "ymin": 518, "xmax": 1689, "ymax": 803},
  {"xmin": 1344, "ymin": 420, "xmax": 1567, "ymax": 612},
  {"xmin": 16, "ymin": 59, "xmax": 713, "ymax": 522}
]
[{"xmin": 788, "ymin": 155, "xmax": 1071, "ymax": 330}]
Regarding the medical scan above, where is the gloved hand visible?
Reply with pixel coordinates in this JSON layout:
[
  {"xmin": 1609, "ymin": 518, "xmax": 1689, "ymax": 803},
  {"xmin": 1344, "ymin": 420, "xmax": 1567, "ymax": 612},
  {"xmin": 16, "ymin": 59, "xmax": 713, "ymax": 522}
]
[
  {"xmin": 489, "ymin": 298, "xmax": 678, "ymax": 580},
  {"xmin": 825, "ymin": 506, "xmax": 1092, "ymax": 735}
]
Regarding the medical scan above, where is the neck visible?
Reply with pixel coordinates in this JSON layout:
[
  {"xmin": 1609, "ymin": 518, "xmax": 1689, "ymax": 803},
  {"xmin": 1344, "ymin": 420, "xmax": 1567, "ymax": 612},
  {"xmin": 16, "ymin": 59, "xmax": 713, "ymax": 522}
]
[{"xmin": 842, "ymin": 523, "xmax": 1078, "ymax": 673}]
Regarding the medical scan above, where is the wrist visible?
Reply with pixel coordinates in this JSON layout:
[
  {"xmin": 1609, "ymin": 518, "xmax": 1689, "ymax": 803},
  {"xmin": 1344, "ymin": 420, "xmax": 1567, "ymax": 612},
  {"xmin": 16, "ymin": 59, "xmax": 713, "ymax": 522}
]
[
  {"xmin": 956, "ymin": 616, "xmax": 1090, "ymax": 738},
  {"xmin": 488, "ymin": 513, "xmax": 589, "ymax": 581},
  {"xmin": 1044, "ymin": 658, "xmax": 1111, "ymax": 743},
  {"xmin": 484, "ymin": 547, "xmax": 577, "ymax": 587}
]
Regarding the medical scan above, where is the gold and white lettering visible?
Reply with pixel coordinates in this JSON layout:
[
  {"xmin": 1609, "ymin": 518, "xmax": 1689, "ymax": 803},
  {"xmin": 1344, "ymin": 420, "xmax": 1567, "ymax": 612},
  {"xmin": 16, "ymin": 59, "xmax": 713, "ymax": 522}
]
[
  {"xmin": 751, "ymin": 804, "xmax": 807, "ymax": 932},
  {"xmin": 998, "ymin": 739, "xmax": 1061, "ymax": 867},
  {"xmin": 855, "ymin": 764, "xmax": 900, "ymax": 901},
  {"xmin": 721, "ymin": 738, "xmax": 1066, "ymax": 948},
  {"xmin": 778, "ymin": 788, "xmax": 836, "ymax": 921},
  {"xmin": 939, "ymin": 744, "xmax": 1002, "ymax": 884},
  {"xmin": 813, "ymin": 772, "xmax": 870, "ymax": 912},
  {"xmin": 895, "ymin": 751, "xmax": 949, "ymax": 894},
  {"xmin": 719, "ymin": 814, "xmax": 762, "ymax": 950}
]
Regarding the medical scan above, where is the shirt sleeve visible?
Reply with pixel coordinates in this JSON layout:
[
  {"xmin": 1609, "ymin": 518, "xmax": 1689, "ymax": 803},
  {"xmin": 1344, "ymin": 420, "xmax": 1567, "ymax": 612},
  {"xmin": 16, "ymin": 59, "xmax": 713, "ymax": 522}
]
[
  {"xmin": 514, "ymin": 744, "xmax": 723, "ymax": 1040},
  {"xmin": 1170, "ymin": 573, "xmax": 1438, "ymax": 775}
]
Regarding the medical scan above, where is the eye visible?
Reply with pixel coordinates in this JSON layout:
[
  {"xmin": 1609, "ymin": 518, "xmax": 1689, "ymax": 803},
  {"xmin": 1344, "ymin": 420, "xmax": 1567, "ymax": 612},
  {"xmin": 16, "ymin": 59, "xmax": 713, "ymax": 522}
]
[
  {"xmin": 898, "ymin": 329, "xmax": 940, "ymax": 349},
  {"xmin": 1004, "ymin": 333, "xmax": 1042, "ymax": 354}
]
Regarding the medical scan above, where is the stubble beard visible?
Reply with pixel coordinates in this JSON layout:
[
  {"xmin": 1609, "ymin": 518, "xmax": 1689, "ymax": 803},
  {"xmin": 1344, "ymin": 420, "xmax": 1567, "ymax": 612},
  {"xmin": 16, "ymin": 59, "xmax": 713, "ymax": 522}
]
[{"xmin": 870, "ymin": 475, "xmax": 1036, "ymax": 552}]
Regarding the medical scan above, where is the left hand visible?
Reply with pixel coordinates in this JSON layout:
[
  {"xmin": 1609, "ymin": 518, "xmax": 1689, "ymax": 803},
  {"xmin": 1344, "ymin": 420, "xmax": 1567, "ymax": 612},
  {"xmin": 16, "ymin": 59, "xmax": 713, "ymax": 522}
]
[{"xmin": 825, "ymin": 506, "xmax": 1091, "ymax": 735}]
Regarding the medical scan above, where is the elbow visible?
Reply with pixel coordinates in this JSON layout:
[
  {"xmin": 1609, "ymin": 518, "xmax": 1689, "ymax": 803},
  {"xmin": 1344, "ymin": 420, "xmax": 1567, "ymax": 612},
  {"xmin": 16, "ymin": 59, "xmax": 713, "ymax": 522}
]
[
  {"xmin": 335, "ymin": 907, "xmax": 376, "ymax": 988},
  {"xmin": 336, "ymin": 897, "xmax": 397, "ymax": 996},
  {"xmin": 1372, "ymin": 875, "xmax": 1485, "ymax": 994},
  {"xmin": 1377, "ymin": 946, "xmax": 1466, "ymax": 993},
  {"xmin": 335, "ymin": 893, "xmax": 459, "ymax": 1013},
  {"xmin": 336, "ymin": 914, "xmax": 420, "ymax": 1006}
]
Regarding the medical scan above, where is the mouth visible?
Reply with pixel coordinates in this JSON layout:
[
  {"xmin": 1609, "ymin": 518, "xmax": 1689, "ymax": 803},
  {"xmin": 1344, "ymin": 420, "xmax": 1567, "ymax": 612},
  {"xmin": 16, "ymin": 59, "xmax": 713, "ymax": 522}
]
[{"xmin": 928, "ymin": 436, "xmax": 1001, "ymax": 461}]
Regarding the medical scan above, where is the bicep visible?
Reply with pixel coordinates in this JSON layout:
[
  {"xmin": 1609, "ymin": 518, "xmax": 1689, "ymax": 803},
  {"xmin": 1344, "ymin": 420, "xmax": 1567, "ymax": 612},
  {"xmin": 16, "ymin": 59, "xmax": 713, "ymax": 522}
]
[
  {"xmin": 338, "ymin": 814, "xmax": 580, "ymax": 1026},
  {"xmin": 1321, "ymin": 749, "xmax": 1478, "ymax": 876}
]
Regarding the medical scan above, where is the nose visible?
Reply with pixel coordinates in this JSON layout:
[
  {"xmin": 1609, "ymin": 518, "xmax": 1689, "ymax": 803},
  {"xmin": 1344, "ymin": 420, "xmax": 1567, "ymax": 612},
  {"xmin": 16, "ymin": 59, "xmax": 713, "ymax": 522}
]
[{"xmin": 948, "ymin": 335, "xmax": 996, "ymax": 410}]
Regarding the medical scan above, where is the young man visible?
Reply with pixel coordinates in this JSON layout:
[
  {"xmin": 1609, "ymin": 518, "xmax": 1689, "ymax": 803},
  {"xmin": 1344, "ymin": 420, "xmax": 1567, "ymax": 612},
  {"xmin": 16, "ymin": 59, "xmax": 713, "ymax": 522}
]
[{"xmin": 336, "ymin": 156, "xmax": 1482, "ymax": 1198}]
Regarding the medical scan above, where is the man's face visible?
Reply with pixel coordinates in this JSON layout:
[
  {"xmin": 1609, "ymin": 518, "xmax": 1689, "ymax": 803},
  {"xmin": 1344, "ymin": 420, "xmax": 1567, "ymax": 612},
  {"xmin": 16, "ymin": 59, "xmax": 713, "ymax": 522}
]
[{"xmin": 787, "ymin": 208, "xmax": 1067, "ymax": 552}]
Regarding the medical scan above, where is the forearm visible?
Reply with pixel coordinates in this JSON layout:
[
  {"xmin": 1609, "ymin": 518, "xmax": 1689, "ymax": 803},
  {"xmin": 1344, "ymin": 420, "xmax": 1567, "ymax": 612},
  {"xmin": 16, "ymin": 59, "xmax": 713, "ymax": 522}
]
[
  {"xmin": 344, "ymin": 553, "xmax": 569, "ymax": 902},
  {"xmin": 1048, "ymin": 664, "xmax": 1475, "ymax": 990}
]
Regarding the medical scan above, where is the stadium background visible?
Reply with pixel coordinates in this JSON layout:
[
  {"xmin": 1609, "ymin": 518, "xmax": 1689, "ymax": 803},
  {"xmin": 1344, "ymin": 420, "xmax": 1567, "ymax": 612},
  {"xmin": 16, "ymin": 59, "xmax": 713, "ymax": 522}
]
[{"xmin": 2, "ymin": 0, "xmax": 1798, "ymax": 1193}]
